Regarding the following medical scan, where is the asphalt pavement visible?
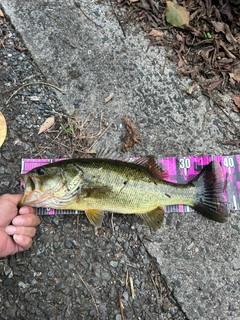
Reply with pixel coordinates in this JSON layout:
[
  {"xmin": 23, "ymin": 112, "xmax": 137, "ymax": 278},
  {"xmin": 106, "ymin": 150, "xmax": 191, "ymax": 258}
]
[{"xmin": 1, "ymin": 1, "xmax": 240, "ymax": 319}]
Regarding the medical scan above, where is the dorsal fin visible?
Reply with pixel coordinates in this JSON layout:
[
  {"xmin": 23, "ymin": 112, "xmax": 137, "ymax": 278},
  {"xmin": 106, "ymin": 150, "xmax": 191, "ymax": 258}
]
[{"xmin": 134, "ymin": 156, "xmax": 169, "ymax": 180}]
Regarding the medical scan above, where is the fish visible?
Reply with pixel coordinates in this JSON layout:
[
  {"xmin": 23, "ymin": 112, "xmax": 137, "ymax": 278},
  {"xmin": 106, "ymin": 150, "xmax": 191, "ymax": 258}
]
[{"xmin": 19, "ymin": 157, "xmax": 229, "ymax": 228}]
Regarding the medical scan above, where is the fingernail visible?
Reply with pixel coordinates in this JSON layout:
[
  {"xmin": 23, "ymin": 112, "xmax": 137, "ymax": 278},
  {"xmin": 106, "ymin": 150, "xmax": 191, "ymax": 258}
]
[
  {"xmin": 19, "ymin": 207, "xmax": 29, "ymax": 214},
  {"xmin": 12, "ymin": 217, "xmax": 23, "ymax": 225},
  {"xmin": 5, "ymin": 226, "xmax": 17, "ymax": 235},
  {"xmin": 13, "ymin": 234, "xmax": 22, "ymax": 242}
]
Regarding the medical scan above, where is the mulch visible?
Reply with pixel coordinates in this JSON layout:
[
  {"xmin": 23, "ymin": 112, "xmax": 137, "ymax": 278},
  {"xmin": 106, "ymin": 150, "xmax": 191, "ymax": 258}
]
[{"xmin": 117, "ymin": 0, "xmax": 240, "ymax": 94}]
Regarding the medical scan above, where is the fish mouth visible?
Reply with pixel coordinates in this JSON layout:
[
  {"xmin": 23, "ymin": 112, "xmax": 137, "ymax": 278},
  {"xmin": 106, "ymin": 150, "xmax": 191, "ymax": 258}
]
[
  {"xmin": 20, "ymin": 173, "xmax": 81, "ymax": 209},
  {"xmin": 21, "ymin": 174, "xmax": 35, "ymax": 192},
  {"xmin": 19, "ymin": 173, "xmax": 44, "ymax": 207}
]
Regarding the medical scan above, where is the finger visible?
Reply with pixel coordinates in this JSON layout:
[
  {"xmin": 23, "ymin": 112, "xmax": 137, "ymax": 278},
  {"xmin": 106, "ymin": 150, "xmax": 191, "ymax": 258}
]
[
  {"xmin": 12, "ymin": 214, "xmax": 41, "ymax": 227},
  {"xmin": 19, "ymin": 206, "xmax": 36, "ymax": 215},
  {"xmin": 0, "ymin": 194, "xmax": 24, "ymax": 225},
  {"xmin": 13, "ymin": 234, "xmax": 33, "ymax": 252},
  {"xmin": 5, "ymin": 225, "xmax": 37, "ymax": 238}
]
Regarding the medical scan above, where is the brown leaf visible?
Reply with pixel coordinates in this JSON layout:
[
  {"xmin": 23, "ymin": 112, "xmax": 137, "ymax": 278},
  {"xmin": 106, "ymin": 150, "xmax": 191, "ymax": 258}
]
[
  {"xmin": 0, "ymin": 9, "xmax": 4, "ymax": 18},
  {"xmin": 211, "ymin": 21, "xmax": 237, "ymax": 45},
  {"xmin": 208, "ymin": 79, "xmax": 223, "ymax": 91},
  {"xmin": 229, "ymin": 73, "xmax": 240, "ymax": 83},
  {"xmin": 187, "ymin": 82, "xmax": 197, "ymax": 95},
  {"xmin": 0, "ymin": 112, "xmax": 7, "ymax": 147},
  {"xmin": 122, "ymin": 116, "xmax": 141, "ymax": 152},
  {"xmin": 148, "ymin": 29, "xmax": 164, "ymax": 37},
  {"xmin": 176, "ymin": 34, "xmax": 185, "ymax": 68},
  {"xmin": 38, "ymin": 116, "xmax": 55, "ymax": 134},
  {"xmin": 232, "ymin": 96, "xmax": 240, "ymax": 109}
]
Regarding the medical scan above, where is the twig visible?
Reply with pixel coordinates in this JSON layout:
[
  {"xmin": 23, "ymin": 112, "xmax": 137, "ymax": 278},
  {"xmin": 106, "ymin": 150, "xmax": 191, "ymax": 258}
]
[
  {"xmin": 76, "ymin": 215, "xmax": 79, "ymax": 237},
  {"xmin": 110, "ymin": 0, "xmax": 126, "ymax": 37},
  {"xmin": 160, "ymin": 56, "xmax": 167, "ymax": 79},
  {"xmin": 119, "ymin": 295, "xmax": 125, "ymax": 320},
  {"xmin": 84, "ymin": 122, "xmax": 112, "ymax": 156},
  {"xmin": 73, "ymin": 0, "xmax": 102, "ymax": 28},
  {"xmin": 111, "ymin": 212, "xmax": 115, "ymax": 233},
  {"xmin": 125, "ymin": 269, "xmax": 129, "ymax": 288},
  {"xmin": 55, "ymin": 34, "xmax": 77, "ymax": 49},
  {"xmin": 6, "ymin": 81, "xmax": 65, "ymax": 104},
  {"xmin": 129, "ymin": 276, "xmax": 136, "ymax": 299},
  {"xmin": 75, "ymin": 270, "xmax": 100, "ymax": 319},
  {"xmin": 203, "ymin": 91, "xmax": 239, "ymax": 134}
]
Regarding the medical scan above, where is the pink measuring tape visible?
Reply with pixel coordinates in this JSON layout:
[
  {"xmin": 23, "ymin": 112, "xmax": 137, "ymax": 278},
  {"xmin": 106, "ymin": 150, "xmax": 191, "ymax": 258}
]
[{"xmin": 21, "ymin": 155, "xmax": 238, "ymax": 215}]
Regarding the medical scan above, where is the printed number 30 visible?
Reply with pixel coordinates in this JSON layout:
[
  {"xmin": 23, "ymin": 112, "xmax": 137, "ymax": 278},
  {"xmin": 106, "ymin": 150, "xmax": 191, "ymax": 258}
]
[{"xmin": 179, "ymin": 157, "xmax": 191, "ymax": 169}]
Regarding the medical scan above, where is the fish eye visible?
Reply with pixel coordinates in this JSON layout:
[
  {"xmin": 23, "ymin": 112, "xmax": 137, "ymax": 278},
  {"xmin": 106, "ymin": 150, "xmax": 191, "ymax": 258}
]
[{"xmin": 37, "ymin": 168, "xmax": 45, "ymax": 175}]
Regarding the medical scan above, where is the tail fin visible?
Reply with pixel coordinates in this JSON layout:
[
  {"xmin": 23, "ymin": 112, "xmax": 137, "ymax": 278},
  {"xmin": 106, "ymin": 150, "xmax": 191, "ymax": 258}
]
[{"xmin": 192, "ymin": 161, "xmax": 229, "ymax": 223}]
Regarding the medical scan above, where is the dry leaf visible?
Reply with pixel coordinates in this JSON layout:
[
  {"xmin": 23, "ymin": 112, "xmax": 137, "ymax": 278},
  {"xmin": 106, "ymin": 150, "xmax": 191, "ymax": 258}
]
[
  {"xmin": 229, "ymin": 73, "xmax": 240, "ymax": 83},
  {"xmin": 104, "ymin": 92, "xmax": 114, "ymax": 103},
  {"xmin": 208, "ymin": 79, "xmax": 223, "ymax": 91},
  {"xmin": 0, "ymin": 9, "xmax": 4, "ymax": 18},
  {"xmin": 166, "ymin": 1, "xmax": 190, "ymax": 29},
  {"xmin": 211, "ymin": 21, "xmax": 237, "ymax": 45},
  {"xmin": 176, "ymin": 34, "xmax": 185, "ymax": 67},
  {"xmin": 0, "ymin": 112, "xmax": 7, "ymax": 147},
  {"xmin": 232, "ymin": 96, "xmax": 240, "ymax": 109},
  {"xmin": 187, "ymin": 83, "xmax": 197, "ymax": 95},
  {"xmin": 38, "ymin": 116, "xmax": 55, "ymax": 134},
  {"xmin": 148, "ymin": 29, "xmax": 164, "ymax": 37},
  {"xmin": 122, "ymin": 116, "xmax": 141, "ymax": 152}
]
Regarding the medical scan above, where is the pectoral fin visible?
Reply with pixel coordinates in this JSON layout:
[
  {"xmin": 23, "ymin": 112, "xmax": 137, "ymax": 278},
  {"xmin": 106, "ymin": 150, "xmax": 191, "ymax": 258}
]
[
  {"xmin": 137, "ymin": 206, "xmax": 164, "ymax": 228},
  {"xmin": 85, "ymin": 209, "xmax": 104, "ymax": 227}
]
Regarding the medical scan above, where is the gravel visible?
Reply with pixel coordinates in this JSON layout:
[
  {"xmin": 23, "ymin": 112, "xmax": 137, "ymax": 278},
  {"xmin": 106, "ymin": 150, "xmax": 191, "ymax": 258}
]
[{"xmin": 0, "ymin": 13, "xmax": 187, "ymax": 320}]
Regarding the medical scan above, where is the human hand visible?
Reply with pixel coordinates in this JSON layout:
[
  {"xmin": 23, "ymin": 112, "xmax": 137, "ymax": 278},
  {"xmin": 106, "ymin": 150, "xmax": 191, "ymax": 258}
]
[{"xmin": 0, "ymin": 194, "xmax": 40, "ymax": 257}]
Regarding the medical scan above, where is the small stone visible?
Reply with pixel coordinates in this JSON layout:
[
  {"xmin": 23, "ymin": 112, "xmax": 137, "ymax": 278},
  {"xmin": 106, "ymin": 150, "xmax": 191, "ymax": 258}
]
[
  {"xmin": 2, "ymin": 278, "xmax": 11, "ymax": 287},
  {"xmin": 89, "ymin": 309, "xmax": 96, "ymax": 316},
  {"xmin": 124, "ymin": 241, "xmax": 129, "ymax": 251},
  {"xmin": 53, "ymin": 217, "xmax": 59, "ymax": 225},
  {"xmin": 47, "ymin": 270, "xmax": 54, "ymax": 279},
  {"xmin": 132, "ymin": 300, "xmax": 140, "ymax": 308},
  {"xmin": 122, "ymin": 291, "xmax": 129, "ymax": 301},
  {"xmin": 127, "ymin": 248, "xmax": 134, "ymax": 258},
  {"xmin": 110, "ymin": 261, "xmax": 118, "ymax": 268},
  {"xmin": 55, "ymin": 283, "xmax": 66, "ymax": 291},
  {"xmin": 65, "ymin": 238, "xmax": 72, "ymax": 249}
]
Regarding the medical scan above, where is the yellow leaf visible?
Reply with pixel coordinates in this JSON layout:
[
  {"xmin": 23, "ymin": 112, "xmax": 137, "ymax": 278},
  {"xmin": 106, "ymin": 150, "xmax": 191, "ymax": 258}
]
[
  {"xmin": 0, "ymin": 9, "xmax": 4, "ymax": 18},
  {"xmin": 166, "ymin": 1, "xmax": 189, "ymax": 29},
  {"xmin": 38, "ymin": 116, "xmax": 55, "ymax": 134},
  {"xmin": 0, "ymin": 112, "xmax": 7, "ymax": 147}
]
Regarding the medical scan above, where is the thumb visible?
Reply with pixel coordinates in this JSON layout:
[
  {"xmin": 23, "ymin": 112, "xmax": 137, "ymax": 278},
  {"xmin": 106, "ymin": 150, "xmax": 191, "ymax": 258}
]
[{"xmin": 0, "ymin": 194, "xmax": 23, "ymax": 226}]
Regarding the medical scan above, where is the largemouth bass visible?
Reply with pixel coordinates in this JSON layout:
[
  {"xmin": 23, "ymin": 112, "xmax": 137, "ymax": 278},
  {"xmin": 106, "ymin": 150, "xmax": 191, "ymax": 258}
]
[{"xmin": 19, "ymin": 158, "xmax": 229, "ymax": 228}]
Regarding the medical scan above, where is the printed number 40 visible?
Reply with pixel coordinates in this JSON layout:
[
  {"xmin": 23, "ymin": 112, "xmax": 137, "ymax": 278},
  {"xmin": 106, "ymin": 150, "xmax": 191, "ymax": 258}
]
[{"xmin": 223, "ymin": 157, "xmax": 234, "ymax": 168}]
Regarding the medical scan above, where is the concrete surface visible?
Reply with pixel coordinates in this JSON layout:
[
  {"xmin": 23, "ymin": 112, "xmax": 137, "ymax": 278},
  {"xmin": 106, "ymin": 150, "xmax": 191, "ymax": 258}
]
[{"xmin": 1, "ymin": 0, "xmax": 240, "ymax": 319}]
